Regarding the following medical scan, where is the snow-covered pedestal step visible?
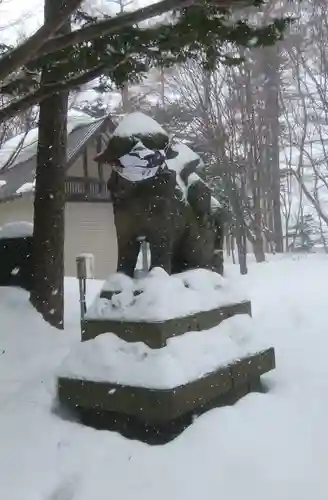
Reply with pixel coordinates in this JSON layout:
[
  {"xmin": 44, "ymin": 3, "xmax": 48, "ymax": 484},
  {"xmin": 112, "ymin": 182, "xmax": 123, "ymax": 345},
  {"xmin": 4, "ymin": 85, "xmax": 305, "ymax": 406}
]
[
  {"xmin": 57, "ymin": 347, "xmax": 275, "ymax": 444},
  {"xmin": 82, "ymin": 268, "xmax": 252, "ymax": 348},
  {"xmin": 82, "ymin": 300, "xmax": 251, "ymax": 348}
]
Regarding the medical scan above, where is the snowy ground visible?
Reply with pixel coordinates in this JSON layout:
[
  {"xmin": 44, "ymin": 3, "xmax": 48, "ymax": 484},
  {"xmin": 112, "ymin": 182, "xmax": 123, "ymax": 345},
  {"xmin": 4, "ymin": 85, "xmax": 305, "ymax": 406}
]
[{"xmin": 1, "ymin": 254, "xmax": 328, "ymax": 500}]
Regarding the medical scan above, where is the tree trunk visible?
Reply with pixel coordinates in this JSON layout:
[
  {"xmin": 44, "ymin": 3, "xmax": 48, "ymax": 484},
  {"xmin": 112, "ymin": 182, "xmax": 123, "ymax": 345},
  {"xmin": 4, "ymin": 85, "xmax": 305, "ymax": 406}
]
[
  {"xmin": 230, "ymin": 235, "xmax": 236, "ymax": 265},
  {"xmin": 234, "ymin": 215, "xmax": 248, "ymax": 275},
  {"xmin": 264, "ymin": 47, "xmax": 284, "ymax": 252},
  {"xmin": 252, "ymin": 237, "xmax": 265, "ymax": 263},
  {"xmin": 121, "ymin": 85, "xmax": 131, "ymax": 112},
  {"xmin": 252, "ymin": 208, "xmax": 265, "ymax": 263},
  {"xmin": 30, "ymin": 0, "xmax": 69, "ymax": 329},
  {"xmin": 159, "ymin": 67, "xmax": 165, "ymax": 107},
  {"xmin": 236, "ymin": 231, "xmax": 248, "ymax": 275}
]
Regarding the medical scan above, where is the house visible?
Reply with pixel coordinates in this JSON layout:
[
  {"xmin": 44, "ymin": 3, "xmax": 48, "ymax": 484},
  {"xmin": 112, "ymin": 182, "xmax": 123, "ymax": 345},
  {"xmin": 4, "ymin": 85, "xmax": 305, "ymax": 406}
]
[{"xmin": 0, "ymin": 110, "xmax": 118, "ymax": 279}]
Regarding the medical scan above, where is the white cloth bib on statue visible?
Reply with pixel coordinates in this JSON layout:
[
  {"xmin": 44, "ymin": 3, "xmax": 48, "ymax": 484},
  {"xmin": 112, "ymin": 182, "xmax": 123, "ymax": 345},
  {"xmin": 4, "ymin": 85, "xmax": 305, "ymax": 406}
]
[{"xmin": 114, "ymin": 139, "xmax": 166, "ymax": 182}]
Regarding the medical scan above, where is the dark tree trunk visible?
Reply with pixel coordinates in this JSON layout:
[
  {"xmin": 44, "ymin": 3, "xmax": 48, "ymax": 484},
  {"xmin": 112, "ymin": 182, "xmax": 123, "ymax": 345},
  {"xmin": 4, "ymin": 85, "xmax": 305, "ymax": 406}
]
[
  {"xmin": 30, "ymin": 0, "xmax": 69, "ymax": 329},
  {"xmin": 230, "ymin": 235, "xmax": 236, "ymax": 265},
  {"xmin": 262, "ymin": 46, "xmax": 284, "ymax": 252},
  {"xmin": 252, "ymin": 237, "xmax": 265, "ymax": 263},
  {"xmin": 234, "ymin": 213, "xmax": 248, "ymax": 275},
  {"xmin": 252, "ymin": 204, "xmax": 265, "ymax": 263},
  {"xmin": 236, "ymin": 230, "xmax": 248, "ymax": 275}
]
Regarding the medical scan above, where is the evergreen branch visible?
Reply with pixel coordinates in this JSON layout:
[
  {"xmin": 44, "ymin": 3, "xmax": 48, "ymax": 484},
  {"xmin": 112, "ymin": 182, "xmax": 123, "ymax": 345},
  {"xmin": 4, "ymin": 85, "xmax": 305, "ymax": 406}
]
[
  {"xmin": 0, "ymin": 64, "xmax": 107, "ymax": 122},
  {"xmin": 30, "ymin": 0, "xmax": 196, "ymax": 61},
  {"xmin": 0, "ymin": 0, "xmax": 83, "ymax": 83},
  {"xmin": 35, "ymin": 0, "xmax": 258, "ymax": 62}
]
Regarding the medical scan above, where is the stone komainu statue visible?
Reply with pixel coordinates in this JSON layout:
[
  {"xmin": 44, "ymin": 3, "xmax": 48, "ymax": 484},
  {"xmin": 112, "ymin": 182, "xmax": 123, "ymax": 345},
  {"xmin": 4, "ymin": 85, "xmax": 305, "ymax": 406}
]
[{"xmin": 95, "ymin": 112, "xmax": 224, "ymax": 277}]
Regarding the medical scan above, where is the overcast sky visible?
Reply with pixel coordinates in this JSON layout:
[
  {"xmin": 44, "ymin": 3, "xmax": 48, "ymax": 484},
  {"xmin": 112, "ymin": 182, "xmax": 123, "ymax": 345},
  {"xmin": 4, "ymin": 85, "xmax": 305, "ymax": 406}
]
[
  {"xmin": 0, "ymin": 0, "xmax": 151, "ymax": 45},
  {"xmin": 0, "ymin": 0, "xmax": 43, "ymax": 44}
]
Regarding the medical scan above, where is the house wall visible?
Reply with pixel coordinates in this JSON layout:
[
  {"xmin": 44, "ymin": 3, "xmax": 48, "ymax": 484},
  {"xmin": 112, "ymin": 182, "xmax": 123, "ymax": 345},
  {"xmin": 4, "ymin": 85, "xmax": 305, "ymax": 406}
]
[
  {"xmin": 68, "ymin": 138, "xmax": 112, "ymax": 182},
  {"xmin": 65, "ymin": 202, "xmax": 117, "ymax": 279},
  {"xmin": 0, "ymin": 197, "xmax": 118, "ymax": 280}
]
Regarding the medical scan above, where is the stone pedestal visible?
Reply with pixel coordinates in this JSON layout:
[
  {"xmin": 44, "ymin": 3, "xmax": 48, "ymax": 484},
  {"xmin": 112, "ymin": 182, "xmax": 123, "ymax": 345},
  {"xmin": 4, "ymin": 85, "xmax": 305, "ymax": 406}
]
[
  {"xmin": 58, "ymin": 347, "xmax": 274, "ymax": 443},
  {"xmin": 57, "ymin": 291, "xmax": 275, "ymax": 444},
  {"xmin": 81, "ymin": 300, "xmax": 252, "ymax": 348}
]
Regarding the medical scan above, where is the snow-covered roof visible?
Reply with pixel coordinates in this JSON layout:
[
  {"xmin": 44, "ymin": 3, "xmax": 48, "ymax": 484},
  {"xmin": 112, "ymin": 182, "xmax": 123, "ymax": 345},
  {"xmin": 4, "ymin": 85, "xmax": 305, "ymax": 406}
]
[
  {"xmin": 16, "ymin": 181, "xmax": 35, "ymax": 195},
  {"xmin": 0, "ymin": 112, "xmax": 109, "ymax": 204},
  {"xmin": 0, "ymin": 110, "xmax": 97, "ymax": 171}
]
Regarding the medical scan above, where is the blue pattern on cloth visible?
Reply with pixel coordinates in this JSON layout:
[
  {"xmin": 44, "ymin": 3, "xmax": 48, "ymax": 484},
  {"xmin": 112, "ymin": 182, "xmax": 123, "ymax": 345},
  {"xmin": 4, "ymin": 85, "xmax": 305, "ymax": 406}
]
[{"xmin": 114, "ymin": 139, "xmax": 166, "ymax": 182}]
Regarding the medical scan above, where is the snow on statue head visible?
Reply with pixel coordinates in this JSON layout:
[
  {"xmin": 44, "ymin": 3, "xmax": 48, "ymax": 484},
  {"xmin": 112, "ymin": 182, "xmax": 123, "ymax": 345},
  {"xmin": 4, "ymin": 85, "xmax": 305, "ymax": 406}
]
[
  {"xmin": 94, "ymin": 111, "xmax": 178, "ymax": 166},
  {"xmin": 94, "ymin": 111, "xmax": 225, "ymax": 278}
]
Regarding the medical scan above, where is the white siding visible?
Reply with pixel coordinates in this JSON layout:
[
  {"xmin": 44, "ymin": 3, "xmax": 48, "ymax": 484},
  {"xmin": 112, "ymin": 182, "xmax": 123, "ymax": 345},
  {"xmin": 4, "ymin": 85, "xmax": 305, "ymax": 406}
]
[
  {"xmin": 0, "ymin": 197, "xmax": 118, "ymax": 279},
  {"xmin": 64, "ymin": 202, "xmax": 117, "ymax": 279}
]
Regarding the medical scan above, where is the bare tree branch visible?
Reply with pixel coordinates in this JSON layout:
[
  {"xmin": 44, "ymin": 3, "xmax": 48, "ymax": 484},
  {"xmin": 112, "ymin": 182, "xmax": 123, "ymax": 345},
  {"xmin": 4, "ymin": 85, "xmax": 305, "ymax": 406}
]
[
  {"xmin": 292, "ymin": 169, "xmax": 328, "ymax": 226},
  {"xmin": 0, "ymin": 0, "xmax": 83, "ymax": 83},
  {"xmin": 1, "ymin": 129, "xmax": 30, "ymax": 169}
]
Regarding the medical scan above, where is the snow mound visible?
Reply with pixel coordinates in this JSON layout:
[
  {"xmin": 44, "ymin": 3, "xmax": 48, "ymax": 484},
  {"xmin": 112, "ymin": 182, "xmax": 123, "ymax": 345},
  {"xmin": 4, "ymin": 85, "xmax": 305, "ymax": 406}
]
[
  {"xmin": 86, "ymin": 267, "xmax": 248, "ymax": 322},
  {"xmin": 113, "ymin": 111, "xmax": 168, "ymax": 138},
  {"xmin": 58, "ymin": 314, "xmax": 267, "ymax": 389},
  {"xmin": 0, "ymin": 221, "xmax": 33, "ymax": 239},
  {"xmin": 102, "ymin": 272, "xmax": 134, "ymax": 293},
  {"xmin": 166, "ymin": 143, "xmax": 222, "ymax": 210},
  {"xmin": 167, "ymin": 142, "xmax": 203, "ymax": 175}
]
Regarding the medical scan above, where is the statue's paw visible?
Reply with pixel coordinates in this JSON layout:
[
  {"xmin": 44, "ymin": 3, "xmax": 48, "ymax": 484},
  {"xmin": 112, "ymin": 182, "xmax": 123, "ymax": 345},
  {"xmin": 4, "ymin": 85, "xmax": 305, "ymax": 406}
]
[
  {"xmin": 111, "ymin": 289, "xmax": 135, "ymax": 309},
  {"xmin": 103, "ymin": 272, "xmax": 134, "ymax": 295}
]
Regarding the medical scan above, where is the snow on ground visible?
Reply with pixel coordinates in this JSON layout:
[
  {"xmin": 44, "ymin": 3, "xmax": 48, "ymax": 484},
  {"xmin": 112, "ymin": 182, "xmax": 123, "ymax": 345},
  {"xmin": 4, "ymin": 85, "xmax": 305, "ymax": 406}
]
[{"xmin": 1, "ymin": 255, "xmax": 328, "ymax": 499}]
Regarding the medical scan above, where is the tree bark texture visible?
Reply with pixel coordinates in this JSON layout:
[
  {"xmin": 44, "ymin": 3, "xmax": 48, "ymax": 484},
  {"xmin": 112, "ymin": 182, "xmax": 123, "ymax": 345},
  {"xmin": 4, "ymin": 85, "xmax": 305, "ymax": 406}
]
[
  {"xmin": 30, "ymin": 0, "xmax": 69, "ymax": 329},
  {"xmin": 261, "ymin": 46, "xmax": 284, "ymax": 252}
]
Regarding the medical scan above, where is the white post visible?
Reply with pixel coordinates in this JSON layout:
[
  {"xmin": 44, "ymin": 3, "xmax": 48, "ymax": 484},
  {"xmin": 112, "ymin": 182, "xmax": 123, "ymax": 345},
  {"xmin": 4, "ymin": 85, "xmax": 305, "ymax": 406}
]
[
  {"xmin": 137, "ymin": 236, "xmax": 149, "ymax": 275},
  {"xmin": 76, "ymin": 253, "xmax": 95, "ymax": 321}
]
